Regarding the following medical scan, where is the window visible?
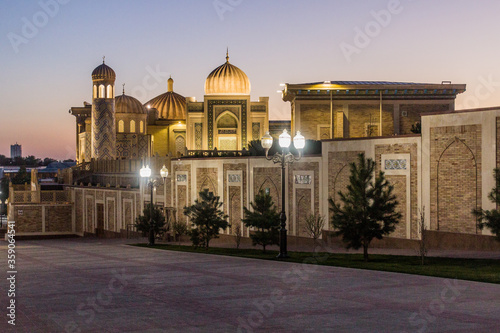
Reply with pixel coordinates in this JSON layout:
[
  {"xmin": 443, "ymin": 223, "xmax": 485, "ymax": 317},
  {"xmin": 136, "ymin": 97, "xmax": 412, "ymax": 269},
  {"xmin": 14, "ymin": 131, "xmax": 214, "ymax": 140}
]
[
  {"xmin": 93, "ymin": 85, "xmax": 97, "ymax": 98},
  {"xmin": 99, "ymin": 85, "xmax": 105, "ymax": 98},
  {"xmin": 118, "ymin": 120, "xmax": 124, "ymax": 133},
  {"xmin": 140, "ymin": 121, "xmax": 144, "ymax": 133},
  {"xmin": 106, "ymin": 85, "xmax": 113, "ymax": 98},
  {"xmin": 130, "ymin": 120, "xmax": 136, "ymax": 133}
]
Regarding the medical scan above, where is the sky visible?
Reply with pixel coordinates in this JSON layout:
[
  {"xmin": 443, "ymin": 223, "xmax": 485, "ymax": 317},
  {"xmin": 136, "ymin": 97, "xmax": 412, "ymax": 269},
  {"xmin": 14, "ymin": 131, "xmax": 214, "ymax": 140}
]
[{"xmin": 1, "ymin": 0, "xmax": 500, "ymax": 160}]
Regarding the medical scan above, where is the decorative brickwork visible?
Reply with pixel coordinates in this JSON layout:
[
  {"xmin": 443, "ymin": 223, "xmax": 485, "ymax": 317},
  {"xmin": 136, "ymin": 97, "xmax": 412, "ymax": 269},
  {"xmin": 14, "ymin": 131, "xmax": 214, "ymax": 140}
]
[
  {"xmin": 375, "ymin": 143, "xmax": 418, "ymax": 239},
  {"xmin": 14, "ymin": 206, "xmax": 42, "ymax": 232},
  {"xmin": 224, "ymin": 164, "xmax": 247, "ymax": 235},
  {"xmin": 295, "ymin": 188, "xmax": 312, "ymax": 237},
  {"xmin": 430, "ymin": 125, "xmax": 481, "ymax": 234},
  {"xmin": 46, "ymin": 206, "xmax": 72, "ymax": 232},
  {"xmin": 197, "ymin": 168, "xmax": 218, "ymax": 195},
  {"xmin": 328, "ymin": 151, "xmax": 362, "ymax": 204},
  {"xmin": 92, "ymin": 99, "xmax": 116, "ymax": 159},
  {"xmin": 254, "ymin": 167, "xmax": 281, "ymax": 210},
  {"xmin": 75, "ymin": 190, "xmax": 83, "ymax": 233},
  {"xmin": 386, "ymin": 175, "xmax": 407, "ymax": 238}
]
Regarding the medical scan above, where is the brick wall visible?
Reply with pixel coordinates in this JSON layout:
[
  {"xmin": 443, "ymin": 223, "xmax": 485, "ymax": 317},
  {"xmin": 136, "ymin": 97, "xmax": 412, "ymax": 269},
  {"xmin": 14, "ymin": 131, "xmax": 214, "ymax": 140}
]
[
  {"xmin": 400, "ymin": 104, "xmax": 450, "ymax": 134},
  {"xmin": 46, "ymin": 206, "xmax": 72, "ymax": 232},
  {"xmin": 13, "ymin": 206, "xmax": 42, "ymax": 232},
  {"xmin": 348, "ymin": 104, "xmax": 394, "ymax": 137},
  {"xmin": 375, "ymin": 143, "xmax": 418, "ymax": 239},
  {"xmin": 298, "ymin": 104, "xmax": 330, "ymax": 140},
  {"xmin": 196, "ymin": 168, "xmax": 218, "ymax": 195},
  {"xmin": 253, "ymin": 167, "xmax": 281, "ymax": 211},
  {"xmin": 430, "ymin": 125, "xmax": 481, "ymax": 233},
  {"xmin": 385, "ymin": 175, "xmax": 407, "ymax": 239}
]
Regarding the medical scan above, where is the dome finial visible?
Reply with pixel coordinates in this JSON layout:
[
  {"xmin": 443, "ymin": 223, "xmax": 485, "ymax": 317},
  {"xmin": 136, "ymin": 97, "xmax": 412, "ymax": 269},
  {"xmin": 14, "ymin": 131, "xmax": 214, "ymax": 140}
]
[
  {"xmin": 122, "ymin": 83, "xmax": 125, "ymax": 95},
  {"xmin": 167, "ymin": 76, "xmax": 174, "ymax": 92},
  {"xmin": 103, "ymin": 55, "xmax": 105, "ymax": 64},
  {"xmin": 226, "ymin": 47, "xmax": 229, "ymax": 63}
]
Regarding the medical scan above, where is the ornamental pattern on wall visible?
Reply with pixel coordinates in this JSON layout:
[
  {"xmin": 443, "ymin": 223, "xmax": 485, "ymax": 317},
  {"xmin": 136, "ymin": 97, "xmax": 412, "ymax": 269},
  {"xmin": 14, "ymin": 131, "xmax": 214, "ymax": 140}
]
[
  {"xmin": 177, "ymin": 174, "xmax": 187, "ymax": 182},
  {"xmin": 252, "ymin": 122, "xmax": 260, "ymax": 140},
  {"xmin": 228, "ymin": 174, "xmax": 241, "ymax": 183},
  {"xmin": 384, "ymin": 159, "xmax": 407, "ymax": 170},
  {"xmin": 92, "ymin": 99, "xmax": 116, "ymax": 159},
  {"xmin": 207, "ymin": 100, "xmax": 247, "ymax": 149},
  {"xmin": 195, "ymin": 123, "xmax": 203, "ymax": 149},
  {"xmin": 294, "ymin": 175, "xmax": 312, "ymax": 184}
]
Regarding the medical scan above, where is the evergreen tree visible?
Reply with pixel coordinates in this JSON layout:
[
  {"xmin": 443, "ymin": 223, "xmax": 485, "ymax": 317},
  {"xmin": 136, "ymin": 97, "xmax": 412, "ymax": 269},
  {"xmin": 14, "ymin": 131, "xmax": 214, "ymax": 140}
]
[
  {"xmin": 183, "ymin": 189, "xmax": 229, "ymax": 249},
  {"xmin": 242, "ymin": 190, "xmax": 280, "ymax": 252},
  {"xmin": 329, "ymin": 153, "xmax": 401, "ymax": 261},
  {"xmin": 135, "ymin": 203, "xmax": 166, "ymax": 240},
  {"xmin": 473, "ymin": 168, "xmax": 500, "ymax": 241},
  {"xmin": 11, "ymin": 166, "xmax": 30, "ymax": 185}
]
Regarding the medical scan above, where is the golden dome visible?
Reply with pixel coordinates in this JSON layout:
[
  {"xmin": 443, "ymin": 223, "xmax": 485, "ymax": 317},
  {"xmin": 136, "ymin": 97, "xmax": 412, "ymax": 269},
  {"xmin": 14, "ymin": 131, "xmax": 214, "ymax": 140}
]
[
  {"xmin": 204, "ymin": 52, "xmax": 251, "ymax": 95},
  {"xmin": 144, "ymin": 77, "xmax": 186, "ymax": 120},
  {"xmin": 92, "ymin": 59, "xmax": 116, "ymax": 81},
  {"xmin": 116, "ymin": 92, "xmax": 146, "ymax": 114}
]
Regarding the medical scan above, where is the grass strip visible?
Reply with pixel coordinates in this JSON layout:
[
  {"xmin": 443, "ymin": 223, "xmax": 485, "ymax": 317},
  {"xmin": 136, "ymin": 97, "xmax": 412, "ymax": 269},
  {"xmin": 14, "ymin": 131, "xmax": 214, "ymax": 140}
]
[{"xmin": 132, "ymin": 243, "xmax": 500, "ymax": 284}]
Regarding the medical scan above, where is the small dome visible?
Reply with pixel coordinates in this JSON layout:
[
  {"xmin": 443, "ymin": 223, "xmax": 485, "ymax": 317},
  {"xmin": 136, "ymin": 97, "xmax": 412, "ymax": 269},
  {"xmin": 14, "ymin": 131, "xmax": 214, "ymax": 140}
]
[
  {"xmin": 204, "ymin": 52, "xmax": 250, "ymax": 95},
  {"xmin": 92, "ymin": 59, "xmax": 116, "ymax": 81},
  {"xmin": 144, "ymin": 77, "xmax": 186, "ymax": 120},
  {"xmin": 116, "ymin": 93, "xmax": 146, "ymax": 114}
]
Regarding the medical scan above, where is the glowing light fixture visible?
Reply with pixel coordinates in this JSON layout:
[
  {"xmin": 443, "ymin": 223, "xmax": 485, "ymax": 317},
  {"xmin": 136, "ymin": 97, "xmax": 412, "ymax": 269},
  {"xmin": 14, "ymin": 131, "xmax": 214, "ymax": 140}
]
[
  {"xmin": 261, "ymin": 131, "xmax": 273, "ymax": 149},
  {"xmin": 160, "ymin": 165, "xmax": 169, "ymax": 179},
  {"xmin": 279, "ymin": 129, "xmax": 291, "ymax": 148},
  {"xmin": 140, "ymin": 165, "xmax": 151, "ymax": 178}
]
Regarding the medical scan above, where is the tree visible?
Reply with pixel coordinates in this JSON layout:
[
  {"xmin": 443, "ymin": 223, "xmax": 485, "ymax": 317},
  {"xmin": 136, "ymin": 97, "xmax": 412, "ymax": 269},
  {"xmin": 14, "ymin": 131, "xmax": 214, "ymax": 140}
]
[
  {"xmin": 172, "ymin": 220, "xmax": 188, "ymax": 245},
  {"xmin": 303, "ymin": 213, "xmax": 325, "ymax": 244},
  {"xmin": 11, "ymin": 166, "xmax": 30, "ymax": 185},
  {"xmin": 411, "ymin": 122, "xmax": 421, "ymax": 134},
  {"xmin": 473, "ymin": 168, "xmax": 500, "ymax": 241},
  {"xmin": 183, "ymin": 189, "xmax": 229, "ymax": 249},
  {"xmin": 329, "ymin": 153, "xmax": 401, "ymax": 261},
  {"xmin": 135, "ymin": 204, "xmax": 166, "ymax": 240},
  {"xmin": 43, "ymin": 157, "xmax": 57, "ymax": 166},
  {"xmin": 417, "ymin": 208, "xmax": 428, "ymax": 265},
  {"xmin": 242, "ymin": 190, "xmax": 280, "ymax": 252}
]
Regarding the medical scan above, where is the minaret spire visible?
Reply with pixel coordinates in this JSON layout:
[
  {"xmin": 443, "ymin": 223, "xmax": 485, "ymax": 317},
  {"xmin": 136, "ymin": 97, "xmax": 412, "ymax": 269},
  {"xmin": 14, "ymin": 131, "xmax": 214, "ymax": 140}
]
[
  {"xmin": 103, "ymin": 55, "xmax": 105, "ymax": 64},
  {"xmin": 226, "ymin": 47, "xmax": 229, "ymax": 63},
  {"xmin": 122, "ymin": 83, "xmax": 125, "ymax": 95}
]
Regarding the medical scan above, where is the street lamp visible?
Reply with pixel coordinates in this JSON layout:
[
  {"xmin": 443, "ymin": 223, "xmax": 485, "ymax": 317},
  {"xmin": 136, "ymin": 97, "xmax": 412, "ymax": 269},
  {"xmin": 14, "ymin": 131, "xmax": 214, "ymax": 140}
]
[
  {"xmin": 140, "ymin": 164, "xmax": 169, "ymax": 246},
  {"xmin": 261, "ymin": 129, "xmax": 305, "ymax": 258},
  {"xmin": 140, "ymin": 165, "xmax": 155, "ymax": 246}
]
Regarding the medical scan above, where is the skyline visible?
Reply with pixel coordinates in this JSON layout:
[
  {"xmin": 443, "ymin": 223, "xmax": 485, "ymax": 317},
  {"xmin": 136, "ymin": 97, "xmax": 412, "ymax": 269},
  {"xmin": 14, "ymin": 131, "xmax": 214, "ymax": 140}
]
[{"xmin": 2, "ymin": 0, "xmax": 500, "ymax": 159}]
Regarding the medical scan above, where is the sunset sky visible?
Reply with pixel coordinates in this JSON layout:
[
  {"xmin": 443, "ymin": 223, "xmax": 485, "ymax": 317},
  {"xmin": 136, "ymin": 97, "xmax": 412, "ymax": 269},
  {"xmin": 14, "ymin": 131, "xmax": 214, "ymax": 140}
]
[{"xmin": 1, "ymin": 0, "xmax": 500, "ymax": 160}]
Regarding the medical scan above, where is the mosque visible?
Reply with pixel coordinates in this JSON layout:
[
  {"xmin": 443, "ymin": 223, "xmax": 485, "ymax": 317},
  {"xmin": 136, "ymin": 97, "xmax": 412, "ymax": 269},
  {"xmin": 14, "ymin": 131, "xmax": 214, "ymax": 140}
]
[
  {"xmin": 70, "ymin": 52, "xmax": 269, "ymax": 162},
  {"xmin": 7, "ymin": 52, "xmax": 500, "ymax": 251}
]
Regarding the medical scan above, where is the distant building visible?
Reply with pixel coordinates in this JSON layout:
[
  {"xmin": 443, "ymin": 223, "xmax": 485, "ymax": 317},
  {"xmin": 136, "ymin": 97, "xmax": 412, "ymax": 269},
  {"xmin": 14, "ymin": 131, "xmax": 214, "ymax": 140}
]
[{"xmin": 10, "ymin": 143, "xmax": 21, "ymax": 159}]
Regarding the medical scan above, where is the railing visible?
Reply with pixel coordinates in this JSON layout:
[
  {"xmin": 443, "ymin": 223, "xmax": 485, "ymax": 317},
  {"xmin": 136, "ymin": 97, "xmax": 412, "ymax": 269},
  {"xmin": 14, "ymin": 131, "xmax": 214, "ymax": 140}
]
[
  {"xmin": 185, "ymin": 150, "xmax": 250, "ymax": 158},
  {"xmin": 40, "ymin": 191, "xmax": 68, "ymax": 203}
]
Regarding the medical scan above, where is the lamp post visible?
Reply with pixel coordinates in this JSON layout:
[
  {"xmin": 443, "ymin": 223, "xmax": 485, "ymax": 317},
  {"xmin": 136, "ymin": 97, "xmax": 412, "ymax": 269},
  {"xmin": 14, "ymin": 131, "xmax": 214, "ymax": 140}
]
[
  {"xmin": 140, "ymin": 164, "xmax": 169, "ymax": 246},
  {"xmin": 261, "ymin": 129, "xmax": 305, "ymax": 258},
  {"xmin": 140, "ymin": 165, "xmax": 154, "ymax": 245}
]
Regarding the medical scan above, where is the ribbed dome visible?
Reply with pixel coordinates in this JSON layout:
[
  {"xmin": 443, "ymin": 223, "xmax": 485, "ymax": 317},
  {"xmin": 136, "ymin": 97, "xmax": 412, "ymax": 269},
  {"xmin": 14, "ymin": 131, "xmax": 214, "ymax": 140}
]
[
  {"xmin": 92, "ymin": 61, "xmax": 116, "ymax": 81},
  {"xmin": 144, "ymin": 77, "xmax": 186, "ymax": 120},
  {"xmin": 116, "ymin": 93, "xmax": 146, "ymax": 114},
  {"xmin": 204, "ymin": 53, "xmax": 250, "ymax": 95}
]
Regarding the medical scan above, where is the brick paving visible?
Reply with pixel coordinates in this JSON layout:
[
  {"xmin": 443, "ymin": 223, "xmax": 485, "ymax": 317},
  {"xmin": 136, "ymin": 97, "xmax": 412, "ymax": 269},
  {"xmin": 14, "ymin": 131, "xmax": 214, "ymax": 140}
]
[{"xmin": 1, "ymin": 238, "xmax": 499, "ymax": 332}]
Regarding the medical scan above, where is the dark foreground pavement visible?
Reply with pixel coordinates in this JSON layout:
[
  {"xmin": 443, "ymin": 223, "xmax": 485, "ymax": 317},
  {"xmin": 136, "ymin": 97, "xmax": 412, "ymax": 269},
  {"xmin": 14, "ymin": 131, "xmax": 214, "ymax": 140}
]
[{"xmin": 1, "ymin": 238, "xmax": 499, "ymax": 332}]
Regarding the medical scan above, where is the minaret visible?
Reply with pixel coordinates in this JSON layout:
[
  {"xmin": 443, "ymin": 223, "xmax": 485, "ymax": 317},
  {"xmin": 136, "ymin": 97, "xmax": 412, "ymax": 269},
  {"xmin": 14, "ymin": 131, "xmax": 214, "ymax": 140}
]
[{"xmin": 90, "ymin": 57, "xmax": 117, "ymax": 160}]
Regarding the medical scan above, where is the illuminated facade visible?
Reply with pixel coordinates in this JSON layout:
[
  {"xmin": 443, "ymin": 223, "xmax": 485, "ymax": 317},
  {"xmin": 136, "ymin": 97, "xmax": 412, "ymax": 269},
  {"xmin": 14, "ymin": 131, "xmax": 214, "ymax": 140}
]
[{"xmin": 70, "ymin": 52, "xmax": 270, "ymax": 163}]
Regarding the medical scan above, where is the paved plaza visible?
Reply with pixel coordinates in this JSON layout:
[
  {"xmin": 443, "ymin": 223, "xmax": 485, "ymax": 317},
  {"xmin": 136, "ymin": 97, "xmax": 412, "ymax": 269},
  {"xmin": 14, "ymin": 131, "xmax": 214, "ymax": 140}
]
[{"xmin": 1, "ymin": 238, "xmax": 499, "ymax": 332}]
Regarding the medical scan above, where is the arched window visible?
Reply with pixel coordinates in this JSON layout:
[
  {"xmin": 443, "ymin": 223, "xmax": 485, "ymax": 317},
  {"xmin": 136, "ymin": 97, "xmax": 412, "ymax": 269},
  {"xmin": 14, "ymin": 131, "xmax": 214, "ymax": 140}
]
[
  {"xmin": 99, "ymin": 85, "xmax": 105, "ymax": 98},
  {"xmin": 106, "ymin": 85, "xmax": 113, "ymax": 98},
  {"xmin": 130, "ymin": 120, "xmax": 136, "ymax": 133},
  {"xmin": 139, "ymin": 121, "xmax": 144, "ymax": 133},
  {"xmin": 93, "ymin": 85, "xmax": 97, "ymax": 98},
  {"xmin": 118, "ymin": 120, "xmax": 124, "ymax": 133}
]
